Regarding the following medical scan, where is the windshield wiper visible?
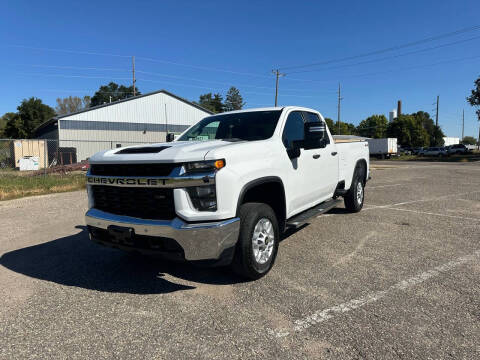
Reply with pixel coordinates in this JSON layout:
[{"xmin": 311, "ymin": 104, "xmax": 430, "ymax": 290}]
[{"xmin": 221, "ymin": 138, "xmax": 245, "ymax": 142}]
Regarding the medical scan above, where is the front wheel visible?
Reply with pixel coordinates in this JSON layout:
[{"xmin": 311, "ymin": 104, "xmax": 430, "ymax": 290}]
[
  {"xmin": 344, "ymin": 167, "xmax": 365, "ymax": 212},
  {"xmin": 232, "ymin": 203, "xmax": 279, "ymax": 280}
]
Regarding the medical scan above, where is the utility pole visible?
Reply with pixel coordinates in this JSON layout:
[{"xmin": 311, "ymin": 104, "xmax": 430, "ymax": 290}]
[
  {"xmin": 432, "ymin": 95, "xmax": 439, "ymax": 145},
  {"xmin": 462, "ymin": 109, "xmax": 464, "ymax": 140},
  {"xmin": 272, "ymin": 69, "xmax": 285, "ymax": 106},
  {"xmin": 337, "ymin": 83, "xmax": 343, "ymax": 134},
  {"xmin": 164, "ymin": 103, "xmax": 169, "ymax": 136},
  {"xmin": 132, "ymin": 56, "xmax": 136, "ymax": 97}
]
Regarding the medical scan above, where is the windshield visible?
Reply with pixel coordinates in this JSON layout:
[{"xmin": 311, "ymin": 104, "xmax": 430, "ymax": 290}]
[{"xmin": 177, "ymin": 110, "xmax": 282, "ymax": 142}]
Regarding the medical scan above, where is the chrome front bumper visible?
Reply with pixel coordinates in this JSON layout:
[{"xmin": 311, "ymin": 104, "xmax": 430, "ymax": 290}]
[{"xmin": 85, "ymin": 209, "xmax": 240, "ymax": 261}]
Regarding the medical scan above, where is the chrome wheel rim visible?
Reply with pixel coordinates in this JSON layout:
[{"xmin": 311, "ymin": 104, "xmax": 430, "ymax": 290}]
[
  {"xmin": 356, "ymin": 181, "xmax": 364, "ymax": 204},
  {"xmin": 252, "ymin": 218, "xmax": 275, "ymax": 265}
]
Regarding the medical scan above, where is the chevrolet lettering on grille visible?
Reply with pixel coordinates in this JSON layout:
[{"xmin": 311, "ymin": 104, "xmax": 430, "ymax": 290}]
[{"xmin": 87, "ymin": 176, "xmax": 168, "ymax": 187}]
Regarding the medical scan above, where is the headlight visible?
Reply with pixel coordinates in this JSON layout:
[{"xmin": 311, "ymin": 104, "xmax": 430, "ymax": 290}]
[
  {"xmin": 187, "ymin": 185, "xmax": 217, "ymax": 211},
  {"xmin": 182, "ymin": 159, "xmax": 225, "ymax": 174}
]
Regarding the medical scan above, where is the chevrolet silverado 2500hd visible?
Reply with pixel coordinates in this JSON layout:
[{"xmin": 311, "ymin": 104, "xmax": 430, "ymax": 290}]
[{"xmin": 85, "ymin": 107, "xmax": 369, "ymax": 279}]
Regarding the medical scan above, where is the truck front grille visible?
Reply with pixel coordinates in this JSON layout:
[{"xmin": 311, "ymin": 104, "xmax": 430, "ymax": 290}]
[
  {"xmin": 90, "ymin": 163, "xmax": 177, "ymax": 177},
  {"xmin": 91, "ymin": 185, "xmax": 176, "ymax": 220}
]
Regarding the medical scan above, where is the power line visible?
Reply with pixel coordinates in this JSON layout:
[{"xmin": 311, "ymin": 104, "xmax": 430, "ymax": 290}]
[
  {"xmin": 138, "ymin": 77, "xmax": 320, "ymax": 98},
  {"xmin": 287, "ymin": 35, "xmax": 480, "ymax": 75},
  {"xmin": 17, "ymin": 73, "xmax": 131, "ymax": 81},
  {"xmin": 8, "ymin": 44, "xmax": 271, "ymax": 79},
  {"xmin": 17, "ymin": 71, "xmax": 322, "ymax": 98},
  {"xmin": 10, "ymin": 45, "xmax": 131, "ymax": 58},
  {"xmin": 278, "ymin": 24, "xmax": 480, "ymax": 71},
  {"xmin": 135, "ymin": 69, "xmax": 330, "ymax": 92},
  {"xmin": 30, "ymin": 64, "xmax": 130, "ymax": 72},
  {"xmin": 136, "ymin": 56, "xmax": 272, "ymax": 79},
  {"xmin": 40, "ymin": 89, "xmax": 135, "ymax": 94},
  {"xmin": 309, "ymin": 53, "xmax": 480, "ymax": 83}
]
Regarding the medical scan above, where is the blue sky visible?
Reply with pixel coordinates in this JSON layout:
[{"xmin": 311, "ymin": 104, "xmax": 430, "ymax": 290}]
[{"xmin": 0, "ymin": 0, "xmax": 479, "ymax": 138}]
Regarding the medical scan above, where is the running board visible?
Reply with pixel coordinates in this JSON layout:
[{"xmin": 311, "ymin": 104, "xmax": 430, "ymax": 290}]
[{"xmin": 286, "ymin": 198, "xmax": 341, "ymax": 228}]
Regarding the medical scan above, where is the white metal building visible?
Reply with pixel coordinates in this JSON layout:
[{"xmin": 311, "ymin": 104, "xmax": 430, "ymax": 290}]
[{"xmin": 35, "ymin": 90, "xmax": 212, "ymax": 161}]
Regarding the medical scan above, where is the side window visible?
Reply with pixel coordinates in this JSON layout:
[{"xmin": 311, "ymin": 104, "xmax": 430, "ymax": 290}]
[
  {"xmin": 282, "ymin": 111, "xmax": 305, "ymax": 148},
  {"xmin": 303, "ymin": 112, "xmax": 330, "ymax": 144},
  {"xmin": 303, "ymin": 112, "xmax": 320, "ymax": 123}
]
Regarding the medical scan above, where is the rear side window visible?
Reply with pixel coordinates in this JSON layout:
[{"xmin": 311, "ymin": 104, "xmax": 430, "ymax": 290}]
[{"xmin": 282, "ymin": 111, "xmax": 304, "ymax": 148}]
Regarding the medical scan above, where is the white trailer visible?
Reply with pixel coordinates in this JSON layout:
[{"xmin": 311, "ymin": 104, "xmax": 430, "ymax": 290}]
[
  {"xmin": 366, "ymin": 138, "xmax": 397, "ymax": 159},
  {"xmin": 443, "ymin": 137, "xmax": 460, "ymax": 146}
]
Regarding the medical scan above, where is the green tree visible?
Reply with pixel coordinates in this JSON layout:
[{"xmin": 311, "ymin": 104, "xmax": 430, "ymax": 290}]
[
  {"xmin": 90, "ymin": 82, "xmax": 140, "ymax": 107},
  {"xmin": 198, "ymin": 93, "xmax": 224, "ymax": 113},
  {"xmin": 467, "ymin": 76, "xmax": 480, "ymax": 122},
  {"xmin": 4, "ymin": 98, "xmax": 55, "ymax": 138},
  {"xmin": 0, "ymin": 112, "xmax": 13, "ymax": 137},
  {"xmin": 461, "ymin": 136, "xmax": 477, "ymax": 145},
  {"xmin": 387, "ymin": 114, "xmax": 429, "ymax": 147},
  {"xmin": 333, "ymin": 121, "xmax": 356, "ymax": 135},
  {"xmin": 412, "ymin": 111, "xmax": 444, "ymax": 146},
  {"xmin": 467, "ymin": 76, "xmax": 480, "ymax": 142},
  {"xmin": 55, "ymin": 95, "xmax": 91, "ymax": 115},
  {"xmin": 356, "ymin": 114, "xmax": 388, "ymax": 138},
  {"xmin": 324, "ymin": 118, "xmax": 335, "ymax": 133},
  {"xmin": 223, "ymin": 87, "xmax": 245, "ymax": 112}
]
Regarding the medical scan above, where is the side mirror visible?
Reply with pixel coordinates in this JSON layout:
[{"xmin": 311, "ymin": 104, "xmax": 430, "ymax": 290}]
[
  {"xmin": 287, "ymin": 140, "xmax": 303, "ymax": 159},
  {"xmin": 304, "ymin": 122, "xmax": 327, "ymax": 150},
  {"xmin": 166, "ymin": 133, "xmax": 175, "ymax": 142},
  {"xmin": 287, "ymin": 146, "xmax": 301, "ymax": 159}
]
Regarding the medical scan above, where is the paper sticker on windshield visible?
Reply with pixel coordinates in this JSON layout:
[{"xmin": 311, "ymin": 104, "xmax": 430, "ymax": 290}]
[{"xmin": 194, "ymin": 135, "xmax": 209, "ymax": 141}]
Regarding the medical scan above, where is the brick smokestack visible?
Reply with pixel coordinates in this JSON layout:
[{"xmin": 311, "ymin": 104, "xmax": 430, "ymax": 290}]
[{"xmin": 397, "ymin": 100, "xmax": 402, "ymax": 117}]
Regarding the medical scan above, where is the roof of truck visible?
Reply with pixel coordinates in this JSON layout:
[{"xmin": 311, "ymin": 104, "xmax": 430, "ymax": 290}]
[{"xmin": 209, "ymin": 106, "xmax": 322, "ymax": 116}]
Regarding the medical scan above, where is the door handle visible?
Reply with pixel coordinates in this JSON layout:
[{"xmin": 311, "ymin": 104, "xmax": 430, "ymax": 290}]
[
  {"xmin": 331, "ymin": 152, "xmax": 338, "ymax": 156},
  {"xmin": 313, "ymin": 154, "xmax": 320, "ymax": 159}
]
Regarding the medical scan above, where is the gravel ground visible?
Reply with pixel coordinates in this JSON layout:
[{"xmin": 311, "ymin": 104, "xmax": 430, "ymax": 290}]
[{"xmin": 1, "ymin": 160, "xmax": 479, "ymax": 359}]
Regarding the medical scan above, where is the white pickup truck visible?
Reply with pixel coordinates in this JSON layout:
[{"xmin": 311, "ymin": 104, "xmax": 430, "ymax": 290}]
[{"xmin": 86, "ymin": 107, "xmax": 369, "ymax": 279}]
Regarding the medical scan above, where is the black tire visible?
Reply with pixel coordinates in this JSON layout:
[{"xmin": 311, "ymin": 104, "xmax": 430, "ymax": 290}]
[
  {"xmin": 344, "ymin": 165, "xmax": 365, "ymax": 213},
  {"xmin": 232, "ymin": 203, "xmax": 280, "ymax": 280}
]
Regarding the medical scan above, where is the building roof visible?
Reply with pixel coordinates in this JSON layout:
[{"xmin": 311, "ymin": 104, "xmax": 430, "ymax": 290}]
[{"xmin": 35, "ymin": 89, "xmax": 213, "ymax": 133}]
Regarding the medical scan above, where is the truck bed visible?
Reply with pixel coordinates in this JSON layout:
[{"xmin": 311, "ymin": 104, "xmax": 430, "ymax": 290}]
[
  {"xmin": 334, "ymin": 137, "xmax": 369, "ymax": 189},
  {"xmin": 333, "ymin": 135, "xmax": 367, "ymax": 143}
]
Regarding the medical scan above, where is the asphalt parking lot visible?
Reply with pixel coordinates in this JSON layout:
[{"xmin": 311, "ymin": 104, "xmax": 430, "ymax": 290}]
[{"xmin": 1, "ymin": 160, "xmax": 479, "ymax": 359}]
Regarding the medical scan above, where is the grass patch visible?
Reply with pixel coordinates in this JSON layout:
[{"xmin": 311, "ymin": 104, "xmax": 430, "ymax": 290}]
[
  {"xmin": 390, "ymin": 154, "xmax": 480, "ymax": 162},
  {"xmin": 0, "ymin": 172, "xmax": 86, "ymax": 201}
]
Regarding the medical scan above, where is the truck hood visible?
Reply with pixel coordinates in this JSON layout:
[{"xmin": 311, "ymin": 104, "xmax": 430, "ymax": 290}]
[{"xmin": 88, "ymin": 140, "xmax": 236, "ymax": 164}]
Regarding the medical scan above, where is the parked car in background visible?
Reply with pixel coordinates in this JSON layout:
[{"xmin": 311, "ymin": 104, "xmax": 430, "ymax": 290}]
[
  {"xmin": 419, "ymin": 147, "xmax": 448, "ymax": 157},
  {"xmin": 412, "ymin": 147, "xmax": 423, "ymax": 155},
  {"xmin": 398, "ymin": 146, "xmax": 412, "ymax": 155},
  {"xmin": 447, "ymin": 144, "xmax": 470, "ymax": 155}
]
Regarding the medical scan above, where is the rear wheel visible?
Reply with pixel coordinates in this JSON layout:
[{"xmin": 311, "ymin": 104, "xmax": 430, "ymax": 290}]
[
  {"xmin": 232, "ymin": 203, "xmax": 279, "ymax": 280},
  {"xmin": 344, "ymin": 165, "xmax": 365, "ymax": 213}
]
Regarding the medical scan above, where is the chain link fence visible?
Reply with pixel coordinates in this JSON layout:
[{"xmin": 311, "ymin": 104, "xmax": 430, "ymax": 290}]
[{"xmin": 0, "ymin": 139, "xmax": 157, "ymax": 175}]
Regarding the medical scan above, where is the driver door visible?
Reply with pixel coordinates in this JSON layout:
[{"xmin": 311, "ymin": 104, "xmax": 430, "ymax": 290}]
[
  {"xmin": 282, "ymin": 111, "xmax": 323, "ymax": 214},
  {"xmin": 302, "ymin": 112, "xmax": 339, "ymax": 200}
]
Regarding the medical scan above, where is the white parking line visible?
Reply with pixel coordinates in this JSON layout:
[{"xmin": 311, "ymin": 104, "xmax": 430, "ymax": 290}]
[
  {"xmin": 367, "ymin": 190, "xmax": 480, "ymax": 209},
  {"xmin": 269, "ymin": 250, "xmax": 480, "ymax": 338},
  {"xmin": 380, "ymin": 207, "xmax": 480, "ymax": 222}
]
